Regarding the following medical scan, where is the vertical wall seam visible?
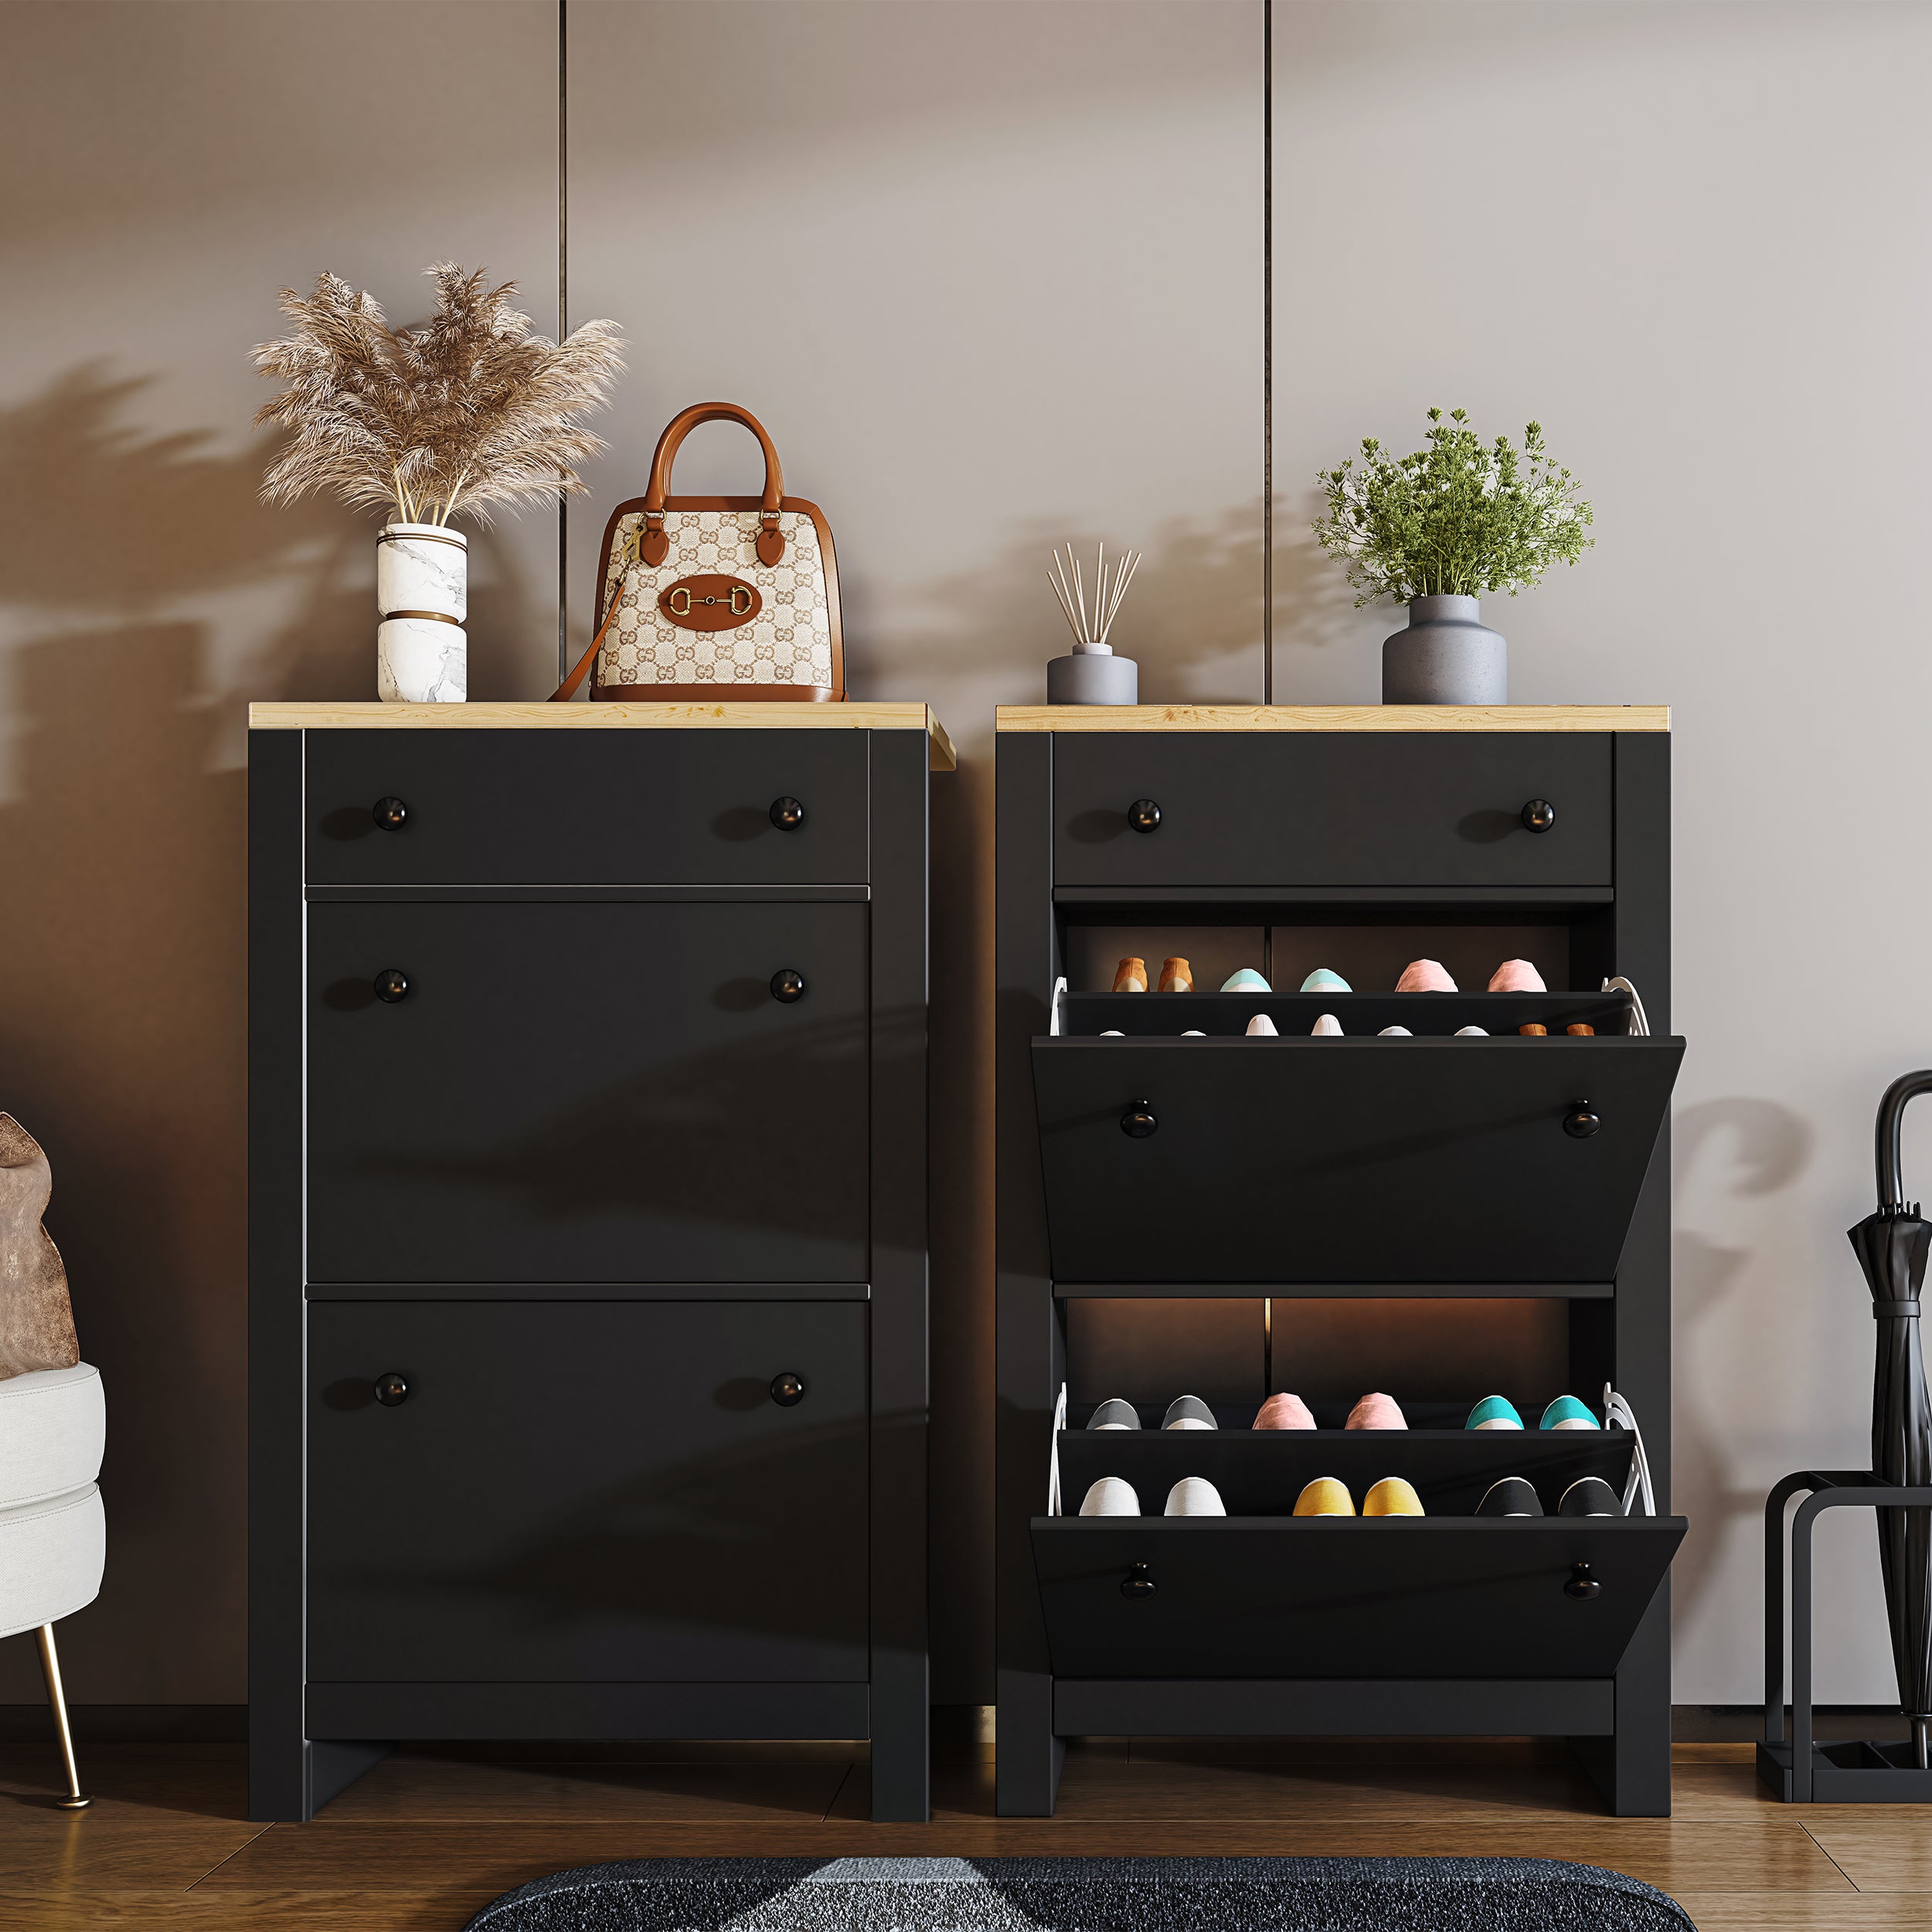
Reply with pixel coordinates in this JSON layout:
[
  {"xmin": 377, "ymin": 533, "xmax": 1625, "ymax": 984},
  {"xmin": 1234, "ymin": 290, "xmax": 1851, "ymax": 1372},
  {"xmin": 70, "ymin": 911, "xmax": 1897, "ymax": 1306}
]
[
  {"xmin": 1262, "ymin": 0, "xmax": 1273, "ymax": 704},
  {"xmin": 557, "ymin": 0, "xmax": 570, "ymax": 682}
]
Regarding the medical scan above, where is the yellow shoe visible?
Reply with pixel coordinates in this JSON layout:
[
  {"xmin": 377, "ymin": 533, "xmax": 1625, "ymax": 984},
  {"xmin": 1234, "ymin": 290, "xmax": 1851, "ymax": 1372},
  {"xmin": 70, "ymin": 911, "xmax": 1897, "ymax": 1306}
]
[
  {"xmin": 1293, "ymin": 1477, "xmax": 1354, "ymax": 1518},
  {"xmin": 1363, "ymin": 1476, "xmax": 1425, "ymax": 1517}
]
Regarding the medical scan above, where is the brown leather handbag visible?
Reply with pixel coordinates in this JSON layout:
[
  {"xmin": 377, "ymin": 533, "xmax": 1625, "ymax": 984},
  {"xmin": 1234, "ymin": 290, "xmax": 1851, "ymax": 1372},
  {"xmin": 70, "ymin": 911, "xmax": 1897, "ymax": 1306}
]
[{"xmin": 552, "ymin": 403, "xmax": 843, "ymax": 702}]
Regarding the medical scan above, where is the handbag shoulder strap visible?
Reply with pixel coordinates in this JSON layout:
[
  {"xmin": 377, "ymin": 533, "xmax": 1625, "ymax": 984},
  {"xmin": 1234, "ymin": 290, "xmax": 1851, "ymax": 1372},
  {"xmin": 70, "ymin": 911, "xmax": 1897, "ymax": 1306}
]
[
  {"xmin": 548, "ymin": 546, "xmax": 634, "ymax": 702},
  {"xmin": 641, "ymin": 403, "xmax": 787, "ymax": 566}
]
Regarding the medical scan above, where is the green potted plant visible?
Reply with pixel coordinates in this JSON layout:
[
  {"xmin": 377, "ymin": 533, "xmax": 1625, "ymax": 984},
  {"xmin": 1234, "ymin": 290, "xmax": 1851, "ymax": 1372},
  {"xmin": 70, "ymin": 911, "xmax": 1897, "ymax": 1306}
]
[{"xmin": 1313, "ymin": 408, "xmax": 1594, "ymax": 704}]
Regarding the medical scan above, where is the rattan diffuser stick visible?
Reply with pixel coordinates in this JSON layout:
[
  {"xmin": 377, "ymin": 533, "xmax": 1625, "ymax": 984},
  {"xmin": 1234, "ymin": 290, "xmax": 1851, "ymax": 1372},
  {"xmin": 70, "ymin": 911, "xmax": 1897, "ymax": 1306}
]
[{"xmin": 1049, "ymin": 542, "xmax": 1140, "ymax": 654}]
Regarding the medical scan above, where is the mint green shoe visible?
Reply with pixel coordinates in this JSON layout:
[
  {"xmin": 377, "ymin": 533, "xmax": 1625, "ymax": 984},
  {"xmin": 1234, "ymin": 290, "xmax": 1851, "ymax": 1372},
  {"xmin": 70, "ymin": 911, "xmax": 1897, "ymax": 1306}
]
[
  {"xmin": 1466, "ymin": 1395, "xmax": 1524, "ymax": 1431},
  {"xmin": 1541, "ymin": 1395, "xmax": 1599, "ymax": 1431}
]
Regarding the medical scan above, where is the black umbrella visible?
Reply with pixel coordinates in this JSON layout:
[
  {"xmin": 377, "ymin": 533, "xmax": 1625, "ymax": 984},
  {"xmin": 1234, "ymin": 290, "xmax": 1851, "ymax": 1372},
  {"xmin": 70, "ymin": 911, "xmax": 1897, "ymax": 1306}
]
[{"xmin": 1849, "ymin": 1070, "xmax": 1932, "ymax": 1768}]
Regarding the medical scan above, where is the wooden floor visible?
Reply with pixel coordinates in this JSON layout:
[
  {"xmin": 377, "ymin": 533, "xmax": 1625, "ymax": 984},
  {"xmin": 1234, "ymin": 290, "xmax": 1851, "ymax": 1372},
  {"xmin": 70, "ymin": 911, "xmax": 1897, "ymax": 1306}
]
[{"xmin": 1, "ymin": 1737, "xmax": 1928, "ymax": 1930}]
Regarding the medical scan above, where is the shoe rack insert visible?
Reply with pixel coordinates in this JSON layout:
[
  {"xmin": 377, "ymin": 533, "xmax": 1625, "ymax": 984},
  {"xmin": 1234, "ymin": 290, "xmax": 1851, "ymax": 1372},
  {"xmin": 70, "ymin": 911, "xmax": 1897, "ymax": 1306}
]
[
  {"xmin": 249, "ymin": 703, "xmax": 951, "ymax": 1824},
  {"xmin": 995, "ymin": 706, "xmax": 1684, "ymax": 1818}
]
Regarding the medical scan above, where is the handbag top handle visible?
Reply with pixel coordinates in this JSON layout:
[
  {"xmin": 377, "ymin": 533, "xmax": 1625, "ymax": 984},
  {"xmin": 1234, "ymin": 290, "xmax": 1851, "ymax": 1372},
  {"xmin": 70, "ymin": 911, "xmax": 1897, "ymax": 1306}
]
[{"xmin": 641, "ymin": 403, "xmax": 787, "ymax": 566}]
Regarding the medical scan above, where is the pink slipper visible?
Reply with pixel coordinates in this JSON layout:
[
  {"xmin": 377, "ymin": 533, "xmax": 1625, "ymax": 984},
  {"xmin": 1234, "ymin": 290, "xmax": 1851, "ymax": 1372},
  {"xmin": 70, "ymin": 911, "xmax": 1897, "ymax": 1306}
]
[
  {"xmin": 1345, "ymin": 1391, "xmax": 1408, "ymax": 1430},
  {"xmin": 1395, "ymin": 959, "xmax": 1457, "ymax": 992},
  {"xmin": 1254, "ymin": 1392, "xmax": 1316, "ymax": 1430},
  {"xmin": 1487, "ymin": 958, "xmax": 1546, "ymax": 992}
]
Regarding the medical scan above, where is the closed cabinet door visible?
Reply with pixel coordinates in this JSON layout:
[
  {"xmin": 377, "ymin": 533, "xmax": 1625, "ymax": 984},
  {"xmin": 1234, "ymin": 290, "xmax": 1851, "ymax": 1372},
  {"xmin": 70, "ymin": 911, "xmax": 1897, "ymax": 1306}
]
[
  {"xmin": 307, "ymin": 901, "xmax": 867, "ymax": 1284},
  {"xmin": 305, "ymin": 730, "xmax": 869, "ymax": 886},
  {"xmin": 307, "ymin": 1301, "xmax": 869, "ymax": 1682},
  {"xmin": 1053, "ymin": 733, "xmax": 1613, "ymax": 886}
]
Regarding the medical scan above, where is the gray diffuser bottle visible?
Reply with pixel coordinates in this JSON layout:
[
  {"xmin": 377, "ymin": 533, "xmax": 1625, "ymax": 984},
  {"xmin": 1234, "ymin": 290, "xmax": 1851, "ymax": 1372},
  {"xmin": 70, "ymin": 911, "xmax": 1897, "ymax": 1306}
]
[
  {"xmin": 1383, "ymin": 594, "xmax": 1505, "ymax": 705},
  {"xmin": 1048, "ymin": 645, "xmax": 1138, "ymax": 705}
]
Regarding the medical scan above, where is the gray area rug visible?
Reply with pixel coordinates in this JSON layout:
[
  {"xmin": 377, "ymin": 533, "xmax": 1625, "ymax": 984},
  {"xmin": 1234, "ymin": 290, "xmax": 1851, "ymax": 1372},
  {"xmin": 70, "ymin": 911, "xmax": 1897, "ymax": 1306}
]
[{"xmin": 462, "ymin": 1855, "xmax": 1699, "ymax": 1930}]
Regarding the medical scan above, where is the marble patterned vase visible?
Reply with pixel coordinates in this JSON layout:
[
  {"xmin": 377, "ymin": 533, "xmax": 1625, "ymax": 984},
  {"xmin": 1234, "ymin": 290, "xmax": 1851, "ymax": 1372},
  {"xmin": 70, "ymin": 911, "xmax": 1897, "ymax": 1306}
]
[{"xmin": 376, "ymin": 522, "xmax": 467, "ymax": 702}]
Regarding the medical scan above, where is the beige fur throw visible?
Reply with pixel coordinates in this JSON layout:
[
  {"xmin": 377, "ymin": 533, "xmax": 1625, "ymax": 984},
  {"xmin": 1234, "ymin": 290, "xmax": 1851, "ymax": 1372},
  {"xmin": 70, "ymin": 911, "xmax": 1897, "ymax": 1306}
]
[{"xmin": 0, "ymin": 1114, "xmax": 80, "ymax": 1379}]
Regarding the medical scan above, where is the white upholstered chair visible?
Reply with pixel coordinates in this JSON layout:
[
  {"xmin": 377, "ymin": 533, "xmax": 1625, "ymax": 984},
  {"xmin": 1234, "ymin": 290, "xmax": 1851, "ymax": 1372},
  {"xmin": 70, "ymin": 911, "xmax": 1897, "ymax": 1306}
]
[{"xmin": 0, "ymin": 1363, "xmax": 105, "ymax": 1807}]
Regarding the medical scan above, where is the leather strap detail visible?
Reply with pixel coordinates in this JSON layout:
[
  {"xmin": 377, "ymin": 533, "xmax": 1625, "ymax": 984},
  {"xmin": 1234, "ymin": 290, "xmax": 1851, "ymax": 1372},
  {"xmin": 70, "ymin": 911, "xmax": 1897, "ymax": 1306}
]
[
  {"xmin": 548, "ymin": 580, "xmax": 631, "ymax": 701},
  {"xmin": 644, "ymin": 403, "xmax": 787, "ymax": 563},
  {"xmin": 380, "ymin": 608, "xmax": 464, "ymax": 628},
  {"xmin": 1873, "ymin": 1301, "xmax": 1923, "ymax": 1318}
]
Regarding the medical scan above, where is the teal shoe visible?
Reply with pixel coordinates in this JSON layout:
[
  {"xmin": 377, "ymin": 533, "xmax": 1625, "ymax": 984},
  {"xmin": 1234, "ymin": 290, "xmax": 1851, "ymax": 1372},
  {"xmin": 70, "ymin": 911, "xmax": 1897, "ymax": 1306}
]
[
  {"xmin": 1300, "ymin": 968, "xmax": 1351, "ymax": 993},
  {"xmin": 1541, "ymin": 1394, "xmax": 1599, "ymax": 1431},
  {"xmin": 1221, "ymin": 968, "xmax": 1270, "ymax": 992},
  {"xmin": 1466, "ymin": 1395, "xmax": 1524, "ymax": 1431}
]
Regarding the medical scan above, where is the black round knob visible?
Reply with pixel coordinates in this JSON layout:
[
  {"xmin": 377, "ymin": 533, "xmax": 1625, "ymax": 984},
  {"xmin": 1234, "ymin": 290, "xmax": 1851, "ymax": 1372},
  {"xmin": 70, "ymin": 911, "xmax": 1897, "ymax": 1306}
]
[
  {"xmin": 1563, "ymin": 1102, "xmax": 1601, "ymax": 1139},
  {"xmin": 1121, "ymin": 1563, "xmax": 1156, "ymax": 1600},
  {"xmin": 1121, "ymin": 1100, "xmax": 1158, "ymax": 1139},
  {"xmin": 770, "ymin": 969, "xmax": 806, "ymax": 1004},
  {"xmin": 372, "ymin": 968, "xmax": 410, "ymax": 1005},
  {"xmin": 1127, "ymin": 798, "xmax": 1162, "ymax": 835},
  {"xmin": 374, "ymin": 1371, "xmax": 409, "ymax": 1407},
  {"xmin": 1565, "ymin": 1561, "xmax": 1602, "ymax": 1600},
  {"xmin": 1522, "ymin": 798, "xmax": 1556, "ymax": 835},
  {"xmin": 770, "ymin": 1372, "xmax": 806, "ymax": 1407},
  {"xmin": 769, "ymin": 796, "xmax": 806, "ymax": 832},
  {"xmin": 372, "ymin": 796, "xmax": 409, "ymax": 832}
]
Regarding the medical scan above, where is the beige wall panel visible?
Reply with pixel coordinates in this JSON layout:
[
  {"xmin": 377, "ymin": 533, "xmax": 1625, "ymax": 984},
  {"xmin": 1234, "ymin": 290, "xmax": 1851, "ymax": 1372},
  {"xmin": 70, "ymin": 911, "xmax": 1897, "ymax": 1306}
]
[
  {"xmin": 1272, "ymin": 1, "xmax": 1932, "ymax": 1704},
  {"xmin": 570, "ymin": 0, "xmax": 1264, "ymax": 1698},
  {"xmin": 0, "ymin": 0, "xmax": 560, "ymax": 1703}
]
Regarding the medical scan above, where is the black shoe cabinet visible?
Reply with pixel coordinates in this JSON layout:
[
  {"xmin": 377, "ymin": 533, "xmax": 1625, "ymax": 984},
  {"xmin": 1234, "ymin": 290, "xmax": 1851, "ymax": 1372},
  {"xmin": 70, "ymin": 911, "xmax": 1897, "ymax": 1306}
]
[
  {"xmin": 248, "ymin": 699, "xmax": 951, "ymax": 1821},
  {"xmin": 995, "ymin": 705, "xmax": 1685, "ymax": 1817}
]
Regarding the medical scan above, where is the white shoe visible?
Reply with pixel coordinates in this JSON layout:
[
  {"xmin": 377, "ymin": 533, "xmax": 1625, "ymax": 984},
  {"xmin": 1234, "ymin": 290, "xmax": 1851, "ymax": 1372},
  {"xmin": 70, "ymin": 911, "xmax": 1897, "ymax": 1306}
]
[
  {"xmin": 1165, "ymin": 1476, "xmax": 1226, "ymax": 1517},
  {"xmin": 1080, "ymin": 1477, "xmax": 1141, "ymax": 1517},
  {"xmin": 1246, "ymin": 1013, "xmax": 1278, "ymax": 1037}
]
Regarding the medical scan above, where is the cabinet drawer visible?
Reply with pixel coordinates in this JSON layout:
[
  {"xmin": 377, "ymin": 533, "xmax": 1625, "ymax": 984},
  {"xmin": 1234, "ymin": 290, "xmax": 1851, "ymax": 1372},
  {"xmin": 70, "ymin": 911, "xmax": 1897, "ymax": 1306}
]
[
  {"xmin": 1030, "ymin": 1515, "xmax": 1685, "ymax": 1679},
  {"xmin": 1052, "ymin": 734, "xmax": 1611, "ymax": 887},
  {"xmin": 305, "ymin": 730, "xmax": 869, "ymax": 885},
  {"xmin": 307, "ymin": 1300, "xmax": 869, "ymax": 1683},
  {"xmin": 307, "ymin": 900, "xmax": 868, "ymax": 1284},
  {"xmin": 1031, "ymin": 1035, "xmax": 1682, "ymax": 1283}
]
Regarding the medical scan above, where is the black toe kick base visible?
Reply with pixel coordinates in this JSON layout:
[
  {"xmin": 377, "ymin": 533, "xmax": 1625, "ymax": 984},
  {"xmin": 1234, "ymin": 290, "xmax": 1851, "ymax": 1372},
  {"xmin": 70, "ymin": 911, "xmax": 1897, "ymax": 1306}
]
[
  {"xmin": 1053, "ymin": 1679, "xmax": 1613, "ymax": 1736},
  {"xmin": 306, "ymin": 1681, "xmax": 870, "ymax": 1740}
]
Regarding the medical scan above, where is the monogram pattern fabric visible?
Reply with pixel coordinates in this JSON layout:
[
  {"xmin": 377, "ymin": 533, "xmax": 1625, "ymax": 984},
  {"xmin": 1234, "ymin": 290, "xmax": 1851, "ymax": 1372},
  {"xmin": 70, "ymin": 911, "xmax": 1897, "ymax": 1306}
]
[{"xmin": 597, "ymin": 509, "xmax": 833, "ymax": 689}]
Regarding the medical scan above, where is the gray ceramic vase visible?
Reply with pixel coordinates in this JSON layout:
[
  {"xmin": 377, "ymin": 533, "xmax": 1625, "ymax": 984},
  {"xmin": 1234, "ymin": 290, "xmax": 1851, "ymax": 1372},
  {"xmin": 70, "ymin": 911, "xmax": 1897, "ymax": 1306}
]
[{"xmin": 1382, "ymin": 594, "xmax": 1505, "ymax": 705}]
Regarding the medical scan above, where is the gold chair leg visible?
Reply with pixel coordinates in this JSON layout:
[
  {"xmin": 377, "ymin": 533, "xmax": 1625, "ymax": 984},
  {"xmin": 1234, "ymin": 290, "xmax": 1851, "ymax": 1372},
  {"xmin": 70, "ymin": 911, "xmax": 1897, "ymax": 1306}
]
[{"xmin": 34, "ymin": 1624, "xmax": 90, "ymax": 1809}]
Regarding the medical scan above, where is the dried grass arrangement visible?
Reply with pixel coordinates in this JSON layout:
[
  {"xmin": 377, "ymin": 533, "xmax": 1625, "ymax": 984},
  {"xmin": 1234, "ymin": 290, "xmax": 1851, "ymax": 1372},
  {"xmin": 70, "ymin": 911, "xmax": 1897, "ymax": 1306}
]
[{"xmin": 251, "ymin": 264, "xmax": 624, "ymax": 526}]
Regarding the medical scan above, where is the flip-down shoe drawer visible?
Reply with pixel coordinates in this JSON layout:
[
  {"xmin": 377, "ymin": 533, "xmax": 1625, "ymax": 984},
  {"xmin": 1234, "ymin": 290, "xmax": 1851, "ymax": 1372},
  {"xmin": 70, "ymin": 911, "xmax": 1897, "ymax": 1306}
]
[
  {"xmin": 305, "ymin": 729, "xmax": 869, "ymax": 885},
  {"xmin": 1030, "ymin": 1512, "xmax": 1685, "ymax": 1679},
  {"xmin": 1031, "ymin": 1034, "xmax": 1683, "ymax": 1283},
  {"xmin": 1052, "ymin": 733, "xmax": 1611, "ymax": 889}
]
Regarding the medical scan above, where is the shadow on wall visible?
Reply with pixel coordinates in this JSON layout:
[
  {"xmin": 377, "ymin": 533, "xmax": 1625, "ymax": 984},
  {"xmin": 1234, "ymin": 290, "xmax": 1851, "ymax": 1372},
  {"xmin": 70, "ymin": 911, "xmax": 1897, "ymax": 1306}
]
[
  {"xmin": 0, "ymin": 363, "xmax": 371, "ymax": 1699},
  {"xmin": 845, "ymin": 498, "xmax": 1266, "ymax": 1701},
  {"xmin": 1671, "ymin": 1097, "xmax": 1814, "ymax": 1641},
  {"xmin": 846, "ymin": 501, "xmax": 1265, "ymax": 704}
]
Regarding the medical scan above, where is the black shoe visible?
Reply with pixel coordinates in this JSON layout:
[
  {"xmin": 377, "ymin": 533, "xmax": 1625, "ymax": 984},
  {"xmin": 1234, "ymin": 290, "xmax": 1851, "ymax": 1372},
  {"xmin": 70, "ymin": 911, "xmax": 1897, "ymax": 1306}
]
[
  {"xmin": 1558, "ymin": 1477, "xmax": 1623, "ymax": 1518},
  {"xmin": 1475, "ymin": 1476, "xmax": 1543, "ymax": 1517}
]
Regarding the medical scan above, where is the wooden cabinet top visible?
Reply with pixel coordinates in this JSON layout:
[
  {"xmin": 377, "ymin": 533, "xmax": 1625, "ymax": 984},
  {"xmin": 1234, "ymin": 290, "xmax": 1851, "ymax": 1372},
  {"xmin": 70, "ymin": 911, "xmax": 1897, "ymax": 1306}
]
[
  {"xmin": 250, "ymin": 699, "xmax": 956, "ymax": 770},
  {"xmin": 995, "ymin": 704, "xmax": 1667, "ymax": 735}
]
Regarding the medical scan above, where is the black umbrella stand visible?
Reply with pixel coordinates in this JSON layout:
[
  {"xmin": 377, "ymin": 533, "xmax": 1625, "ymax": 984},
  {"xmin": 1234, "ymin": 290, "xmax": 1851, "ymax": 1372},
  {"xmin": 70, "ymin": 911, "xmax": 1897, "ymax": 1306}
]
[{"xmin": 1761, "ymin": 1070, "xmax": 1932, "ymax": 1801}]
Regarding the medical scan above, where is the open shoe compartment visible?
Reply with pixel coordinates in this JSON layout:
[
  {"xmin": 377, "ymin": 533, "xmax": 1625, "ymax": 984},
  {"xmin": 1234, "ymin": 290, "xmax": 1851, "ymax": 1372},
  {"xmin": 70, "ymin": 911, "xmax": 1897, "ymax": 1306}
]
[
  {"xmin": 1031, "ymin": 1034, "xmax": 1683, "ymax": 1283},
  {"xmin": 1056, "ymin": 1421, "xmax": 1642, "ymax": 1519}
]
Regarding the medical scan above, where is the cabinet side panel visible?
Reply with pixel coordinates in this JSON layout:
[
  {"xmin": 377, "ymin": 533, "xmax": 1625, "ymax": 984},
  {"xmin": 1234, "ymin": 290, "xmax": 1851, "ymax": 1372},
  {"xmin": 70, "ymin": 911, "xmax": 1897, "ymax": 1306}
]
[
  {"xmin": 995, "ymin": 733, "xmax": 1063, "ymax": 1814},
  {"xmin": 1600, "ymin": 730, "xmax": 1673, "ymax": 1815},
  {"xmin": 247, "ymin": 730, "xmax": 309, "ymax": 1820},
  {"xmin": 869, "ymin": 731, "xmax": 931, "ymax": 1819}
]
